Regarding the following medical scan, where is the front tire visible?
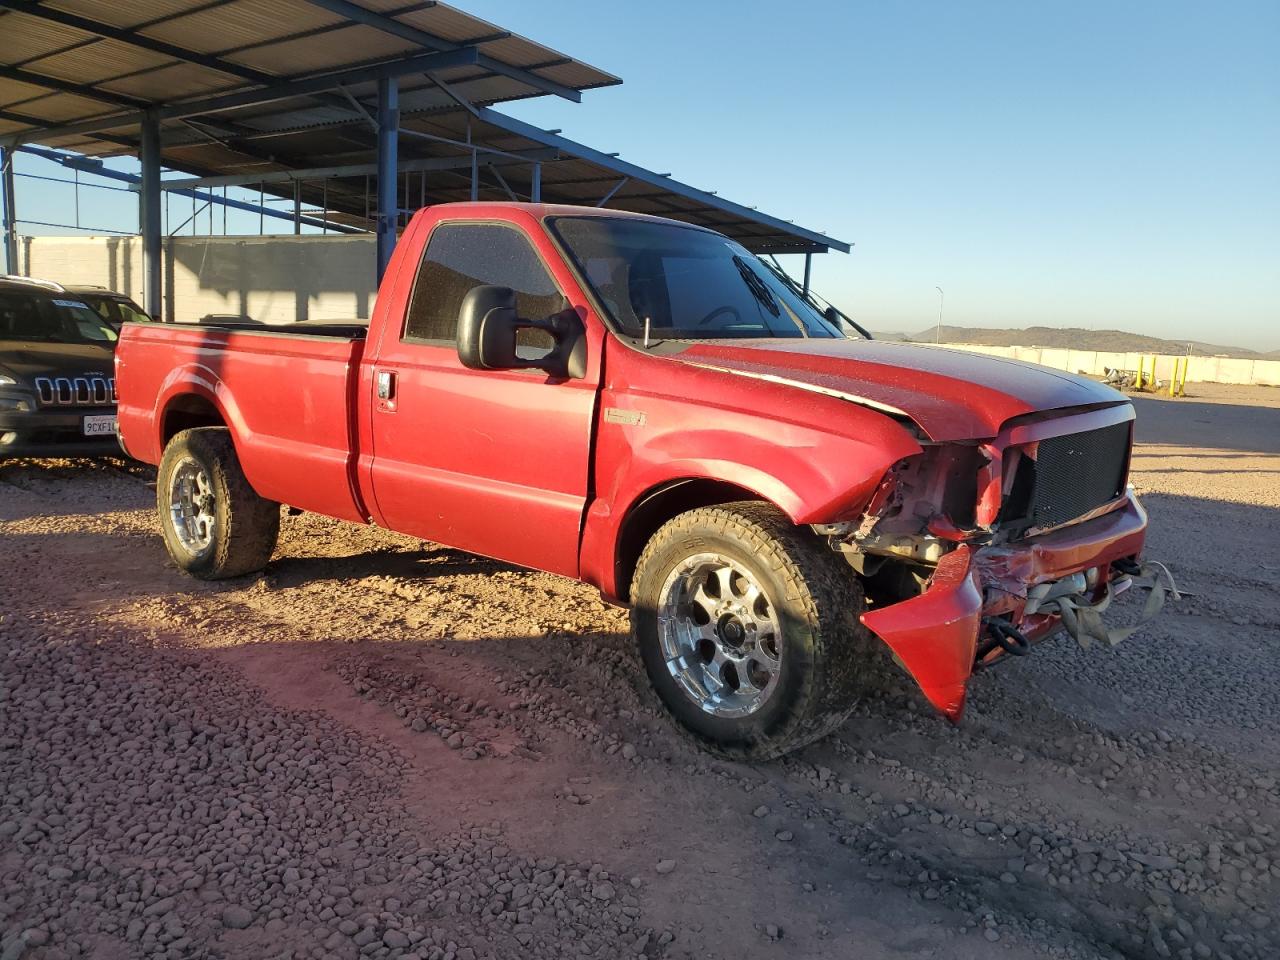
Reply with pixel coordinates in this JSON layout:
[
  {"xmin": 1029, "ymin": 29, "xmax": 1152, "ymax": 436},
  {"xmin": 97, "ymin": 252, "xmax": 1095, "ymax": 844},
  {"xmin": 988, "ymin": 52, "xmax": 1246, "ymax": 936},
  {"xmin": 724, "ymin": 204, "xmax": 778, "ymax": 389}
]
[
  {"xmin": 631, "ymin": 501, "xmax": 872, "ymax": 760},
  {"xmin": 157, "ymin": 427, "xmax": 280, "ymax": 580}
]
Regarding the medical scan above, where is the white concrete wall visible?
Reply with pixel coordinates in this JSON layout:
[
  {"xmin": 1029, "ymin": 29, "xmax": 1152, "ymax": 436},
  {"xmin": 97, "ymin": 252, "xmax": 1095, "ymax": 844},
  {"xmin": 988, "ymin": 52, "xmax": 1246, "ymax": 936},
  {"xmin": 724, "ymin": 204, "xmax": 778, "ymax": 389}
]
[
  {"xmin": 930, "ymin": 342, "xmax": 1280, "ymax": 388},
  {"xmin": 21, "ymin": 234, "xmax": 377, "ymax": 325}
]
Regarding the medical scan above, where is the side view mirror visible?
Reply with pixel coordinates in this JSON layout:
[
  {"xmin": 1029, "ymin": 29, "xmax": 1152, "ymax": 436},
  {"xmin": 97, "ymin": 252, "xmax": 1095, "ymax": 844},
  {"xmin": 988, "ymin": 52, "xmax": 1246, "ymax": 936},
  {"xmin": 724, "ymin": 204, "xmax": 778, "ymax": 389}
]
[{"xmin": 456, "ymin": 285, "xmax": 586, "ymax": 378}]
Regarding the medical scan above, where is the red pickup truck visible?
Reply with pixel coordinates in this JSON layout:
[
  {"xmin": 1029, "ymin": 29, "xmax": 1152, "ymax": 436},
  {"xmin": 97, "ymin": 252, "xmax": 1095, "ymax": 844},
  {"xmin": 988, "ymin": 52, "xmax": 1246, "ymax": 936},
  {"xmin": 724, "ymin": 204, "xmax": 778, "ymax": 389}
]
[{"xmin": 117, "ymin": 202, "xmax": 1161, "ymax": 759}]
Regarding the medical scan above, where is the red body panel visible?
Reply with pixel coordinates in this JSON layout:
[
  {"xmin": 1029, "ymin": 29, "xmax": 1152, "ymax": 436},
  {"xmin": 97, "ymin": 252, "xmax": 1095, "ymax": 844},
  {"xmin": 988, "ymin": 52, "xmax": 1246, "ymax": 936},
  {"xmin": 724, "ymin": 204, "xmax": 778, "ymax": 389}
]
[
  {"xmin": 577, "ymin": 341, "xmax": 922, "ymax": 597},
  {"xmin": 678, "ymin": 339, "xmax": 1124, "ymax": 441},
  {"xmin": 360, "ymin": 211, "xmax": 601, "ymax": 575},
  {"xmin": 116, "ymin": 324, "xmax": 367, "ymax": 523},
  {"xmin": 117, "ymin": 201, "xmax": 1151, "ymax": 724}
]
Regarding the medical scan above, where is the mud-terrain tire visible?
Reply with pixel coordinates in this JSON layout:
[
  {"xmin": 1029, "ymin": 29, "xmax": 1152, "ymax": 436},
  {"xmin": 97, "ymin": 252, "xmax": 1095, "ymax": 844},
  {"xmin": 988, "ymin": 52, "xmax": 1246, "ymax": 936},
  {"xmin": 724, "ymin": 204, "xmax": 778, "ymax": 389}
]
[
  {"xmin": 631, "ymin": 501, "xmax": 873, "ymax": 760},
  {"xmin": 157, "ymin": 427, "xmax": 280, "ymax": 580}
]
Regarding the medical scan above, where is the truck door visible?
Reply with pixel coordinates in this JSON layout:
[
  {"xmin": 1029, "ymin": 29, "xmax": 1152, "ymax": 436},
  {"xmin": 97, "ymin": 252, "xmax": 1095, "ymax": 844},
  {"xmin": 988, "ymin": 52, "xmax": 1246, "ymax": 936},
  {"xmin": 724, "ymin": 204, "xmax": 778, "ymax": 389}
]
[{"xmin": 367, "ymin": 220, "xmax": 598, "ymax": 578}]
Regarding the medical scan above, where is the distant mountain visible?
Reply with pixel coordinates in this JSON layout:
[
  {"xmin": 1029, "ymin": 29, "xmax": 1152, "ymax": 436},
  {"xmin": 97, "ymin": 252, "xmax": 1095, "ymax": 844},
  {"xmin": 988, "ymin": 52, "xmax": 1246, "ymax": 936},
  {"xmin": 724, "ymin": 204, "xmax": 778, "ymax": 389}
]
[{"xmin": 906, "ymin": 325, "xmax": 1262, "ymax": 359}]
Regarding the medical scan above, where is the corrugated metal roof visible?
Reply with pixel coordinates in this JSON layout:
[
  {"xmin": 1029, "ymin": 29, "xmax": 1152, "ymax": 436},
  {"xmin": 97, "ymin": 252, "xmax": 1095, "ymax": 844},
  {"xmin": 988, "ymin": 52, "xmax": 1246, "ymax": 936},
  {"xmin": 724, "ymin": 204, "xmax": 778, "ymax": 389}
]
[
  {"xmin": 17, "ymin": 36, "xmax": 174, "ymax": 85},
  {"xmin": 3, "ymin": 12, "xmax": 100, "ymax": 61},
  {"xmin": 47, "ymin": 0, "xmax": 207, "ymax": 30},
  {"xmin": 141, "ymin": 0, "xmax": 346, "ymax": 55},
  {"xmin": 225, "ymin": 26, "xmax": 420, "ymax": 75},
  {"xmin": 3, "ymin": 91, "xmax": 108, "ymax": 122},
  {"xmin": 1, "ymin": 0, "xmax": 620, "ymax": 148},
  {"xmin": 2, "ymin": 1, "xmax": 843, "ymax": 253},
  {"xmin": 101, "ymin": 63, "xmax": 244, "ymax": 101}
]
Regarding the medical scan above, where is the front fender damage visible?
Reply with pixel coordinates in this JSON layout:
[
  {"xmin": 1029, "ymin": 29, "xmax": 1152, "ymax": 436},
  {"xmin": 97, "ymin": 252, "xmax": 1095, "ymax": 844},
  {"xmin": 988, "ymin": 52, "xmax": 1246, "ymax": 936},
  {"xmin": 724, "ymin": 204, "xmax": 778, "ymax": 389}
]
[
  {"xmin": 860, "ymin": 545, "xmax": 982, "ymax": 721},
  {"xmin": 855, "ymin": 491, "xmax": 1175, "ymax": 722}
]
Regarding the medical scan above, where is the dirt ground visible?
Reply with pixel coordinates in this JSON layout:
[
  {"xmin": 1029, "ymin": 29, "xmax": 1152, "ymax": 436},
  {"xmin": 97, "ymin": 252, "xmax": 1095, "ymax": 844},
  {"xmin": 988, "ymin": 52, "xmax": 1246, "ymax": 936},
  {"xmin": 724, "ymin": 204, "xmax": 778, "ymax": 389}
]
[{"xmin": 1, "ymin": 382, "xmax": 1277, "ymax": 960}]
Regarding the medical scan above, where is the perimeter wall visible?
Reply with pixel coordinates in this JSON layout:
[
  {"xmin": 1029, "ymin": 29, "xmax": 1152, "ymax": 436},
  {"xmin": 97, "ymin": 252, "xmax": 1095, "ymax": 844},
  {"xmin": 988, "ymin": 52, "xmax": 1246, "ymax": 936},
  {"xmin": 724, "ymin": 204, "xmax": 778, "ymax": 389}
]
[
  {"xmin": 20, "ymin": 234, "xmax": 377, "ymax": 324},
  {"xmin": 928, "ymin": 343, "xmax": 1280, "ymax": 387}
]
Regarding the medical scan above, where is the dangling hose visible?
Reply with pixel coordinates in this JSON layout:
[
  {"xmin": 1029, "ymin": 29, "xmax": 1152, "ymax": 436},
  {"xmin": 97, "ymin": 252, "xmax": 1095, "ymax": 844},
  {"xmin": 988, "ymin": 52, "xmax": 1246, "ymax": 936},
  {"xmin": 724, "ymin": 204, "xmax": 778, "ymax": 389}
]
[{"xmin": 1047, "ymin": 561, "xmax": 1181, "ymax": 648}]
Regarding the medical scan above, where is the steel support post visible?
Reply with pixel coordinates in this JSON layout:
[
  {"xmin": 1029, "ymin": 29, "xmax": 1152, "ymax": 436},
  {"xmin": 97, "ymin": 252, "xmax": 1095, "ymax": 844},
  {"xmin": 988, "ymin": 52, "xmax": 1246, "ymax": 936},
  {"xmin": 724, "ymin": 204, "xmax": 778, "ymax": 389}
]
[
  {"xmin": 802, "ymin": 252, "xmax": 812, "ymax": 296},
  {"xmin": 531, "ymin": 162, "xmax": 541, "ymax": 203},
  {"xmin": 139, "ymin": 113, "xmax": 163, "ymax": 317},
  {"xmin": 1, "ymin": 147, "xmax": 17, "ymax": 274},
  {"xmin": 375, "ymin": 76, "xmax": 399, "ymax": 281}
]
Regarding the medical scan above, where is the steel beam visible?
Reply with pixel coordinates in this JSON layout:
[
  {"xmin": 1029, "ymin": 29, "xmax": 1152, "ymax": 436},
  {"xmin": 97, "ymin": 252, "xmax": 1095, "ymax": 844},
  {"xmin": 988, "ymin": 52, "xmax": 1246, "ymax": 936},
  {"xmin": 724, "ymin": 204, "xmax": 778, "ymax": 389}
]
[
  {"xmin": 596, "ymin": 177, "xmax": 628, "ymax": 207},
  {"xmin": 1, "ymin": 147, "xmax": 17, "ymax": 274},
  {"xmin": 302, "ymin": 0, "xmax": 585, "ymax": 103},
  {"xmin": 470, "ymin": 107, "xmax": 849, "ymax": 254},
  {"xmin": 158, "ymin": 148, "xmax": 558, "ymax": 190},
  {"xmin": 17, "ymin": 144, "xmax": 362, "ymax": 234},
  {"xmin": 139, "ymin": 115, "xmax": 162, "ymax": 316},
  {"xmin": 0, "ymin": 47, "xmax": 480, "ymax": 148},
  {"xmin": 376, "ymin": 77, "xmax": 399, "ymax": 282},
  {"xmin": 487, "ymin": 164, "xmax": 517, "ymax": 202},
  {"xmin": 0, "ymin": 64, "xmax": 150, "ymax": 111}
]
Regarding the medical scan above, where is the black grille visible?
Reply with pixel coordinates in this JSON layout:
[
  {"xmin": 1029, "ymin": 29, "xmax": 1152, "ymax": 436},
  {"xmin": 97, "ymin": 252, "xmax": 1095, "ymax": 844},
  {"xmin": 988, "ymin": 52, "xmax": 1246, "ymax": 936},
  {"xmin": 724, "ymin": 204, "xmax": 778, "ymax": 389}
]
[{"xmin": 999, "ymin": 421, "xmax": 1131, "ymax": 535}]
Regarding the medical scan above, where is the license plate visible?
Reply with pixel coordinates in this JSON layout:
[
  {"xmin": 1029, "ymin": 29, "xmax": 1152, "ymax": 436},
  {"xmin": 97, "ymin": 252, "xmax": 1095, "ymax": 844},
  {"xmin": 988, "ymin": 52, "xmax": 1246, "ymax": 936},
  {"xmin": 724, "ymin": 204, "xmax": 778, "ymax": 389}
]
[{"xmin": 83, "ymin": 415, "xmax": 117, "ymax": 437}]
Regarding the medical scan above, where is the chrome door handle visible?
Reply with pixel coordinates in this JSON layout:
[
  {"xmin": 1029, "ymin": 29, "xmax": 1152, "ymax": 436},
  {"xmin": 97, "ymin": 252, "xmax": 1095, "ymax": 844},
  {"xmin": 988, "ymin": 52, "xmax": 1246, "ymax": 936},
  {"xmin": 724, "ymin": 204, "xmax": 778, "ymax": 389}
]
[{"xmin": 376, "ymin": 370, "xmax": 396, "ymax": 400}]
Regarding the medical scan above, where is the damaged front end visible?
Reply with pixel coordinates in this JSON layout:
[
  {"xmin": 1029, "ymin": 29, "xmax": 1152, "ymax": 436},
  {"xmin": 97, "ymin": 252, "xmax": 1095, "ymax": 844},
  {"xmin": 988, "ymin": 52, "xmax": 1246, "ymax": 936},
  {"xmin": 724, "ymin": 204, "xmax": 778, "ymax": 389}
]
[{"xmin": 817, "ymin": 404, "xmax": 1176, "ymax": 721}]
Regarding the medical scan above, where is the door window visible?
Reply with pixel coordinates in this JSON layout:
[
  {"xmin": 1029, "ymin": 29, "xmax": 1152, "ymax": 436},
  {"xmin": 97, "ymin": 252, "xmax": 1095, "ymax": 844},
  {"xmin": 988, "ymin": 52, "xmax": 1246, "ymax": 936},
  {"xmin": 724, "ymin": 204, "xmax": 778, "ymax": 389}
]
[{"xmin": 402, "ymin": 223, "xmax": 565, "ymax": 355}]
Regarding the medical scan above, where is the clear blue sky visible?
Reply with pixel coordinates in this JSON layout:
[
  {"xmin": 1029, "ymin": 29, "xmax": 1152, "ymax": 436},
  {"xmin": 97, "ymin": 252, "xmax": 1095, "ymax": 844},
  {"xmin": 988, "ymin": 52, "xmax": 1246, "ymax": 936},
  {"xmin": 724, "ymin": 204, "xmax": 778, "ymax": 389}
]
[{"xmin": 8, "ymin": 1, "xmax": 1279, "ymax": 348}]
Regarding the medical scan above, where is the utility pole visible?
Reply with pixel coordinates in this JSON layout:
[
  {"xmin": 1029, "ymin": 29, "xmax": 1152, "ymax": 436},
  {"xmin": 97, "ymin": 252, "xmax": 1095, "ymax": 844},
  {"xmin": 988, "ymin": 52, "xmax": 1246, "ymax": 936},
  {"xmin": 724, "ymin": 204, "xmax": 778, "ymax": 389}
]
[{"xmin": 935, "ymin": 286, "xmax": 944, "ymax": 343}]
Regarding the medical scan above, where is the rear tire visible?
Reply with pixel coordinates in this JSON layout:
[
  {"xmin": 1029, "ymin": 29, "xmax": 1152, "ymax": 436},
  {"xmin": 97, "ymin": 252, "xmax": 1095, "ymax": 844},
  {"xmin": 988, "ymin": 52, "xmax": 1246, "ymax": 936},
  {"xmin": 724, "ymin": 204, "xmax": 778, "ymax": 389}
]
[
  {"xmin": 157, "ymin": 427, "xmax": 280, "ymax": 580},
  {"xmin": 631, "ymin": 501, "xmax": 873, "ymax": 760}
]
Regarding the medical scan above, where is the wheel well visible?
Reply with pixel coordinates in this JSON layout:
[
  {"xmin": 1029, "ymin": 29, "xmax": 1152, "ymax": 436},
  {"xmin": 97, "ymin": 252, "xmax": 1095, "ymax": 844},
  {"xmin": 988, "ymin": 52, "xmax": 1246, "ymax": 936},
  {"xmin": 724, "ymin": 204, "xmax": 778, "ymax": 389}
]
[
  {"xmin": 161, "ymin": 394, "xmax": 225, "ymax": 447},
  {"xmin": 614, "ymin": 478, "xmax": 769, "ymax": 601}
]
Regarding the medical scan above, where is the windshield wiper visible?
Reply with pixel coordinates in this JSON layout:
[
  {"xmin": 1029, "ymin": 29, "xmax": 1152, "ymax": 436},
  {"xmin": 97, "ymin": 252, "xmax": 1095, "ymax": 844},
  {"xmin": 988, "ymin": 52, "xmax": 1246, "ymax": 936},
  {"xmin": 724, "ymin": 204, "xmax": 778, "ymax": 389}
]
[
  {"xmin": 732, "ymin": 256, "xmax": 781, "ymax": 318},
  {"xmin": 760, "ymin": 257, "xmax": 874, "ymax": 340}
]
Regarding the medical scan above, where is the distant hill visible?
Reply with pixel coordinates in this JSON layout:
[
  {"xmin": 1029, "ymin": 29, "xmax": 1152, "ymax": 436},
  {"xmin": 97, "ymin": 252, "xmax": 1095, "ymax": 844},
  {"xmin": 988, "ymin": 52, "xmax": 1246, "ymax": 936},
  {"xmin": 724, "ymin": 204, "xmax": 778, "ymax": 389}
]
[{"xmin": 905, "ymin": 325, "xmax": 1262, "ymax": 359}]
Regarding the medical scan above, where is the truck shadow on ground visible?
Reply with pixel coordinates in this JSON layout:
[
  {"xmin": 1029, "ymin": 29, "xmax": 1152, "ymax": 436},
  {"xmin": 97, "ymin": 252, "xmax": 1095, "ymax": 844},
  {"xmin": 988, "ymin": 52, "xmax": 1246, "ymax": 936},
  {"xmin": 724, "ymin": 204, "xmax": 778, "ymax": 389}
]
[{"xmin": 263, "ymin": 544, "xmax": 519, "ymax": 589}]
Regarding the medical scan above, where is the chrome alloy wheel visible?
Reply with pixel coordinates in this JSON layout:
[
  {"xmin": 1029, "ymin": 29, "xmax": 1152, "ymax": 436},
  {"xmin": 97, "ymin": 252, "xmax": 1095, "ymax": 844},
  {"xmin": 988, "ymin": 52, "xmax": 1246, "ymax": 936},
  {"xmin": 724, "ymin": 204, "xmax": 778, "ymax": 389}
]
[
  {"xmin": 168, "ymin": 457, "xmax": 216, "ymax": 555},
  {"xmin": 656, "ymin": 554, "xmax": 783, "ymax": 718}
]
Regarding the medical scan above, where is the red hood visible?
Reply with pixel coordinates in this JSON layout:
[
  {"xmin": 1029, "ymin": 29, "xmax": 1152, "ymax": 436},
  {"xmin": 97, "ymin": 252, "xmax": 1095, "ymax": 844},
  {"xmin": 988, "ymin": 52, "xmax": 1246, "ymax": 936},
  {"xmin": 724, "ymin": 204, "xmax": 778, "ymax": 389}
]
[{"xmin": 670, "ymin": 339, "xmax": 1127, "ymax": 441}]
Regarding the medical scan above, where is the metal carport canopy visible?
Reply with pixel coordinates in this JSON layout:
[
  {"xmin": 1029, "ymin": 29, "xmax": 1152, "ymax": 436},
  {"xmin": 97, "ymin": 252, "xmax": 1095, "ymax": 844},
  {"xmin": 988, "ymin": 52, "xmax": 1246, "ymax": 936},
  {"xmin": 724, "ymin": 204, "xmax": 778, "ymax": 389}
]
[{"xmin": 0, "ymin": 0, "xmax": 848, "ymax": 284}]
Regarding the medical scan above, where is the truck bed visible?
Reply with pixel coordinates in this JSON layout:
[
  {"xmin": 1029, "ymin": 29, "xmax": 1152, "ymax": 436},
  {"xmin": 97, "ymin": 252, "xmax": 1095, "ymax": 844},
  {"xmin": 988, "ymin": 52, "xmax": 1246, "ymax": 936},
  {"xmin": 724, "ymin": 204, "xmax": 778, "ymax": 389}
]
[{"xmin": 116, "ymin": 322, "xmax": 369, "ymax": 523}]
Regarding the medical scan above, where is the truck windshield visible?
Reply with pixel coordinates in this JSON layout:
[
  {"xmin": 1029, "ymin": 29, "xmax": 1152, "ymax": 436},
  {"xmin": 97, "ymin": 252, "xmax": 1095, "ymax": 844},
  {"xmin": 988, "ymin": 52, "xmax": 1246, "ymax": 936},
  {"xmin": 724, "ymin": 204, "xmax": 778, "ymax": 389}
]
[
  {"xmin": 549, "ymin": 216, "xmax": 843, "ymax": 340},
  {"xmin": 0, "ymin": 292, "xmax": 119, "ymax": 345}
]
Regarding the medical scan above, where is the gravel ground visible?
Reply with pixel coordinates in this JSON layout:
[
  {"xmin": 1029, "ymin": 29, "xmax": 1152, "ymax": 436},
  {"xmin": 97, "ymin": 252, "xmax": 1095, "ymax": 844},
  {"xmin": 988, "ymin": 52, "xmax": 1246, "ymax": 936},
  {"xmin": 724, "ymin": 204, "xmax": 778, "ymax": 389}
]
[{"xmin": 1, "ymin": 382, "xmax": 1277, "ymax": 960}]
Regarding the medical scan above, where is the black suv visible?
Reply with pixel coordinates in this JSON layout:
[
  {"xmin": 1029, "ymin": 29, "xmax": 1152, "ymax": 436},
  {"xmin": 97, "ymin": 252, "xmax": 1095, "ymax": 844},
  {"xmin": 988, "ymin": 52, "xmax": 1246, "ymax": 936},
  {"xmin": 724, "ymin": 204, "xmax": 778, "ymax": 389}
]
[{"xmin": 0, "ymin": 277, "xmax": 122, "ymax": 459}]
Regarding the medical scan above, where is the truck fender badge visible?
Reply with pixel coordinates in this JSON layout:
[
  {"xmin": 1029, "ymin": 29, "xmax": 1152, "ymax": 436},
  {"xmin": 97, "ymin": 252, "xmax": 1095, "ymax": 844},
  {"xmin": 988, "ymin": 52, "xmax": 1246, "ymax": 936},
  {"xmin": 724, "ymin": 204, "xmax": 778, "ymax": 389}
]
[{"xmin": 603, "ymin": 407, "xmax": 646, "ymax": 427}]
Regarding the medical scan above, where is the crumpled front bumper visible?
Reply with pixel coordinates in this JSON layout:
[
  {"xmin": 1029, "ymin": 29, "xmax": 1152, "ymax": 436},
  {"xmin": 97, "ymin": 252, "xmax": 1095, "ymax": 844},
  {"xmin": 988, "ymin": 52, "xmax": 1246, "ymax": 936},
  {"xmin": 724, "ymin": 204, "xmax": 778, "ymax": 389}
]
[{"xmin": 860, "ymin": 491, "xmax": 1149, "ymax": 721}]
